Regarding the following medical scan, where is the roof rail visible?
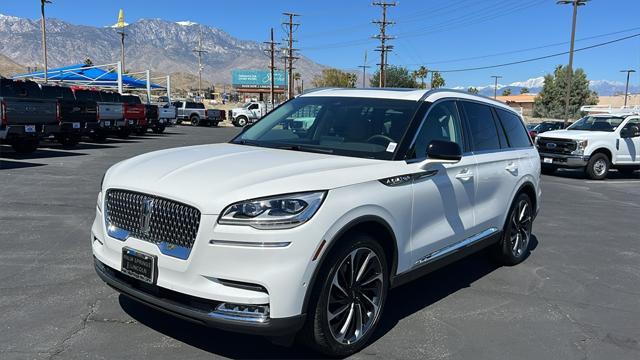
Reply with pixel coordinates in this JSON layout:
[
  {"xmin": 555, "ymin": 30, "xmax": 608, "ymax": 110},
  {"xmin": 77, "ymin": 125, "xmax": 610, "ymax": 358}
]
[{"xmin": 580, "ymin": 105, "xmax": 640, "ymax": 115}]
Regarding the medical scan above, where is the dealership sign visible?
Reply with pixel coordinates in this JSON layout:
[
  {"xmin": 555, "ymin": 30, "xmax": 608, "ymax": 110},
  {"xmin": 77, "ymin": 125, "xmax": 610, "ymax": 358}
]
[{"xmin": 231, "ymin": 69, "xmax": 287, "ymax": 89}]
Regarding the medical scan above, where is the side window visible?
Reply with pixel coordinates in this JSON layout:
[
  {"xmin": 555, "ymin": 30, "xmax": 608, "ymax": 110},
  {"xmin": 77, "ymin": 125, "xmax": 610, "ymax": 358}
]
[
  {"xmin": 409, "ymin": 100, "xmax": 463, "ymax": 159},
  {"xmin": 496, "ymin": 108, "xmax": 532, "ymax": 148},
  {"xmin": 248, "ymin": 103, "xmax": 259, "ymax": 110},
  {"xmin": 462, "ymin": 101, "xmax": 501, "ymax": 152}
]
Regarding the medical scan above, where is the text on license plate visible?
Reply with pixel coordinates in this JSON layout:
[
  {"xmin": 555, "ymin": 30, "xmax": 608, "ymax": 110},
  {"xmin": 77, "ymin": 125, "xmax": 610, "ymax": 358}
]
[
  {"xmin": 25, "ymin": 125, "xmax": 36, "ymax": 133},
  {"xmin": 121, "ymin": 247, "xmax": 156, "ymax": 284},
  {"xmin": 543, "ymin": 158, "xmax": 553, "ymax": 164}
]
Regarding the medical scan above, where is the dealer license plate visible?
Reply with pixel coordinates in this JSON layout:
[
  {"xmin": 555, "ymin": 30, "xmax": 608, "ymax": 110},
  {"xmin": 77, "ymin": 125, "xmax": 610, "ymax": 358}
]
[
  {"xmin": 25, "ymin": 125, "xmax": 36, "ymax": 133},
  {"xmin": 121, "ymin": 247, "xmax": 156, "ymax": 284},
  {"xmin": 543, "ymin": 158, "xmax": 553, "ymax": 164}
]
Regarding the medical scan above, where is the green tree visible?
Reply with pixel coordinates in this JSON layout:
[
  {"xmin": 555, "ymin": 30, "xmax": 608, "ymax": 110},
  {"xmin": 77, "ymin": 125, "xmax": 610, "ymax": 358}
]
[
  {"xmin": 502, "ymin": 88, "xmax": 512, "ymax": 96},
  {"xmin": 413, "ymin": 66, "xmax": 428, "ymax": 89},
  {"xmin": 520, "ymin": 87, "xmax": 530, "ymax": 94},
  {"xmin": 312, "ymin": 69, "xmax": 357, "ymax": 88},
  {"xmin": 370, "ymin": 65, "xmax": 418, "ymax": 88},
  {"xmin": 533, "ymin": 65, "xmax": 598, "ymax": 119},
  {"xmin": 467, "ymin": 87, "xmax": 479, "ymax": 94},
  {"xmin": 430, "ymin": 71, "xmax": 445, "ymax": 89}
]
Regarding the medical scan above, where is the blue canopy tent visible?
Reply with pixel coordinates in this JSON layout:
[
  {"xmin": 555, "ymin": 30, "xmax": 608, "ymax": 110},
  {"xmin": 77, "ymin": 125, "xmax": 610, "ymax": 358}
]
[{"xmin": 13, "ymin": 63, "xmax": 164, "ymax": 90}]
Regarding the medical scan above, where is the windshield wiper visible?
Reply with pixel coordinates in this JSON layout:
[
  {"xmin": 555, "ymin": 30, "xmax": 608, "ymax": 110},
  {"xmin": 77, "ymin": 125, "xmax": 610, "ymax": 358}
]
[{"xmin": 274, "ymin": 144, "xmax": 334, "ymax": 154}]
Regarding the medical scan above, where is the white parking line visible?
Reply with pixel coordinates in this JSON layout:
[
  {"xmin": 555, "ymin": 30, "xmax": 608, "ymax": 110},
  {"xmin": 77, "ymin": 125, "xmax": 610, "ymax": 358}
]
[{"xmin": 584, "ymin": 180, "xmax": 640, "ymax": 184}]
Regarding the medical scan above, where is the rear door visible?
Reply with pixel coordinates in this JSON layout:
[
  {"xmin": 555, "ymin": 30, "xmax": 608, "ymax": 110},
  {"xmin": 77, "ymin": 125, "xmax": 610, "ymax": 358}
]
[
  {"xmin": 460, "ymin": 101, "xmax": 520, "ymax": 233},
  {"xmin": 408, "ymin": 100, "xmax": 477, "ymax": 265}
]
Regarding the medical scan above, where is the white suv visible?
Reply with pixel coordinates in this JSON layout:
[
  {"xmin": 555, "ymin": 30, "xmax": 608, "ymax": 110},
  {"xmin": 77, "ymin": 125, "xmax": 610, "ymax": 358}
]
[
  {"xmin": 536, "ymin": 109, "xmax": 640, "ymax": 180},
  {"xmin": 92, "ymin": 88, "xmax": 541, "ymax": 356}
]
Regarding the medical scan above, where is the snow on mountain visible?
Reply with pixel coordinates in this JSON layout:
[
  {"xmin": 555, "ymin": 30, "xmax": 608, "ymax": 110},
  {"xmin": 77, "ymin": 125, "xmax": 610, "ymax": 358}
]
[
  {"xmin": 457, "ymin": 77, "xmax": 638, "ymax": 97},
  {"xmin": 176, "ymin": 21, "xmax": 198, "ymax": 26},
  {"xmin": 108, "ymin": 22, "xmax": 130, "ymax": 28},
  {"xmin": 509, "ymin": 77, "xmax": 544, "ymax": 88}
]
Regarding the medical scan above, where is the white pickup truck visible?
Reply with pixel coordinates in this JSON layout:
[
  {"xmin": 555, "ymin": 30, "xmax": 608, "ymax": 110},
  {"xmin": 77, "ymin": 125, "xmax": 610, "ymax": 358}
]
[
  {"xmin": 230, "ymin": 101, "xmax": 273, "ymax": 127},
  {"xmin": 535, "ymin": 106, "xmax": 640, "ymax": 180}
]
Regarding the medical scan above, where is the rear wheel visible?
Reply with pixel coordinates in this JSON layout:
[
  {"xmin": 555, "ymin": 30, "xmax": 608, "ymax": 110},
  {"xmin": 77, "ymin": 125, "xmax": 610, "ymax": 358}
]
[
  {"xmin": 152, "ymin": 126, "xmax": 165, "ymax": 134},
  {"xmin": 90, "ymin": 131, "xmax": 107, "ymax": 143},
  {"xmin": 117, "ymin": 129, "xmax": 131, "ymax": 139},
  {"xmin": 11, "ymin": 138, "xmax": 39, "ymax": 154},
  {"xmin": 492, "ymin": 193, "xmax": 533, "ymax": 266},
  {"xmin": 135, "ymin": 127, "xmax": 147, "ymax": 136},
  {"xmin": 57, "ymin": 134, "xmax": 80, "ymax": 148},
  {"xmin": 190, "ymin": 115, "xmax": 200, "ymax": 126},
  {"xmin": 585, "ymin": 153, "xmax": 610, "ymax": 180},
  {"xmin": 300, "ymin": 233, "xmax": 388, "ymax": 357}
]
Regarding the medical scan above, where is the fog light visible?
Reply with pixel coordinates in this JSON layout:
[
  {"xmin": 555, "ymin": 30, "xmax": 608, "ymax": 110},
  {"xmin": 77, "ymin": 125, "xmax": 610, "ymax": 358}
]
[{"xmin": 210, "ymin": 303, "xmax": 269, "ymax": 323}]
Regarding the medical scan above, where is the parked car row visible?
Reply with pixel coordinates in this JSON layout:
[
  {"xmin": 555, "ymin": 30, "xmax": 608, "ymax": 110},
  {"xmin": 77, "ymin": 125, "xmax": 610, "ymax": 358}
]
[
  {"xmin": 173, "ymin": 100, "xmax": 226, "ymax": 127},
  {"xmin": 0, "ymin": 79, "xmax": 178, "ymax": 153}
]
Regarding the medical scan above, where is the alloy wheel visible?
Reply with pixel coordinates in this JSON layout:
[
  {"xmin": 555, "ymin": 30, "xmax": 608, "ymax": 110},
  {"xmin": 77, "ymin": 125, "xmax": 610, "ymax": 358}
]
[
  {"xmin": 509, "ymin": 199, "xmax": 532, "ymax": 257},
  {"xmin": 327, "ymin": 247, "xmax": 383, "ymax": 345}
]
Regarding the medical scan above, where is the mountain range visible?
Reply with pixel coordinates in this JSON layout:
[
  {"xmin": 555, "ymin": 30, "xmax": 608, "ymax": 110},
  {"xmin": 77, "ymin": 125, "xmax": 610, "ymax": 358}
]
[
  {"xmin": 455, "ymin": 76, "xmax": 640, "ymax": 97},
  {"xmin": 0, "ymin": 13, "xmax": 325, "ymax": 86}
]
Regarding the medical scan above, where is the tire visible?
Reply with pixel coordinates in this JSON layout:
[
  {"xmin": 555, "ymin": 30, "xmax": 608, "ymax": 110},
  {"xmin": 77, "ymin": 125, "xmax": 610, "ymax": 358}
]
[
  {"xmin": 211, "ymin": 121, "xmax": 220, "ymax": 127},
  {"xmin": 135, "ymin": 127, "xmax": 147, "ymax": 136},
  {"xmin": 491, "ymin": 193, "xmax": 533, "ymax": 266},
  {"xmin": 58, "ymin": 134, "xmax": 80, "ymax": 149},
  {"xmin": 90, "ymin": 132, "xmax": 107, "ymax": 143},
  {"xmin": 117, "ymin": 129, "xmax": 131, "ymax": 139},
  {"xmin": 152, "ymin": 126, "xmax": 165, "ymax": 134},
  {"xmin": 585, "ymin": 153, "xmax": 610, "ymax": 180},
  {"xmin": 300, "ymin": 232, "xmax": 388, "ymax": 357},
  {"xmin": 190, "ymin": 115, "xmax": 200, "ymax": 126},
  {"xmin": 541, "ymin": 165, "xmax": 556, "ymax": 175},
  {"xmin": 11, "ymin": 139, "xmax": 39, "ymax": 154},
  {"xmin": 235, "ymin": 116, "xmax": 248, "ymax": 127}
]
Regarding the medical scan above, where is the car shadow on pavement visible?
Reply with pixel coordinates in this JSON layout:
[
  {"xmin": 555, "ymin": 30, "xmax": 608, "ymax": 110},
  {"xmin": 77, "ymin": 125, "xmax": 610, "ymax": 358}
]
[
  {"xmin": 552, "ymin": 169, "xmax": 639, "ymax": 180},
  {"xmin": 119, "ymin": 296, "xmax": 322, "ymax": 359},
  {"xmin": 0, "ymin": 159, "xmax": 46, "ymax": 170},
  {"xmin": 119, "ymin": 235, "xmax": 538, "ymax": 359},
  {"xmin": 41, "ymin": 143, "xmax": 118, "ymax": 151},
  {"xmin": 0, "ymin": 147, "xmax": 88, "ymax": 160}
]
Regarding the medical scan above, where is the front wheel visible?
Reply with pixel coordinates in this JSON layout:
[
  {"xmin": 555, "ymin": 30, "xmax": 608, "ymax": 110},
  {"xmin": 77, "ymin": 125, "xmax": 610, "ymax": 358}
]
[
  {"xmin": 585, "ymin": 153, "xmax": 610, "ymax": 180},
  {"xmin": 235, "ymin": 116, "xmax": 248, "ymax": 127},
  {"xmin": 492, "ymin": 193, "xmax": 533, "ymax": 266},
  {"xmin": 300, "ymin": 233, "xmax": 388, "ymax": 357}
]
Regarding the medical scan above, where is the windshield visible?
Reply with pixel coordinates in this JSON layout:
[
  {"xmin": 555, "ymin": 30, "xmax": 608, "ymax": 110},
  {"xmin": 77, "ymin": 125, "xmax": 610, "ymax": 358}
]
[
  {"xmin": 233, "ymin": 96, "xmax": 420, "ymax": 160},
  {"xmin": 242, "ymin": 102, "xmax": 252, "ymax": 109},
  {"xmin": 567, "ymin": 116, "xmax": 625, "ymax": 132}
]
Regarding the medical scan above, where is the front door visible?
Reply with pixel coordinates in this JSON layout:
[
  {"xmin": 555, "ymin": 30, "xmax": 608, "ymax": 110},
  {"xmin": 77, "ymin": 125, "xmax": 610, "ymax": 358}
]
[
  {"xmin": 409, "ymin": 100, "xmax": 476, "ymax": 266},
  {"xmin": 618, "ymin": 118, "xmax": 640, "ymax": 164}
]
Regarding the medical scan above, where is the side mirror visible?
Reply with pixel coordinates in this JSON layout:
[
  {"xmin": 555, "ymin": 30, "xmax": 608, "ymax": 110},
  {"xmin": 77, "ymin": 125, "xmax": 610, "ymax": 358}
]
[{"xmin": 419, "ymin": 140, "xmax": 462, "ymax": 169}]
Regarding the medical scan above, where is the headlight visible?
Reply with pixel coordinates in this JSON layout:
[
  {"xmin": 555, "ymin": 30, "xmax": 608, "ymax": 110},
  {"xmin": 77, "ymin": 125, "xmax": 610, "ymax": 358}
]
[
  {"xmin": 218, "ymin": 191, "xmax": 326, "ymax": 229},
  {"xmin": 573, "ymin": 139, "xmax": 588, "ymax": 155}
]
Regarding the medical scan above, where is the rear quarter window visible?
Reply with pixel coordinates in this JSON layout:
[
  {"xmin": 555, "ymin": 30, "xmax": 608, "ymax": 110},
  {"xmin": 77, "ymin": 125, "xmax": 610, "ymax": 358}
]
[
  {"xmin": 495, "ymin": 108, "xmax": 532, "ymax": 148},
  {"xmin": 461, "ymin": 101, "xmax": 501, "ymax": 152}
]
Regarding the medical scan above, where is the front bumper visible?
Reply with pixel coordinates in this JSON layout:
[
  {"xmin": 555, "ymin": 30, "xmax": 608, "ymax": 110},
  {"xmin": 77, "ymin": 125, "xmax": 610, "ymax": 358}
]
[
  {"xmin": 94, "ymin": 257, "xmax": 304, "ymax": 336},
  {"xmin": 539, "ymin": 152, "xmax": 589, "ymax": 168}
]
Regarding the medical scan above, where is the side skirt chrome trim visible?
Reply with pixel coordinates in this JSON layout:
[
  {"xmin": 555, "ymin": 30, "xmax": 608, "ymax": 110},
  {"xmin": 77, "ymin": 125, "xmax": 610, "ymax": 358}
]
[{"xmin": 414, "ymin": 227, "xmax": 499, "ymax": 267}]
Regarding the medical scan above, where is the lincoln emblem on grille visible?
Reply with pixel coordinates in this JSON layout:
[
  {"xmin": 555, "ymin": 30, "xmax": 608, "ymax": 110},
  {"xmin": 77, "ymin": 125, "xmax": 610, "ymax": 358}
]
[{"xmin": 140, "ymin": 198, "xmax": 154, "ymax": 235}]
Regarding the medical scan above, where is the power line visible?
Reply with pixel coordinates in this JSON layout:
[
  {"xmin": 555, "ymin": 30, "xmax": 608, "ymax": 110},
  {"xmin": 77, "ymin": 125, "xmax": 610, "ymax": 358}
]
[
  {"xmin": 428, "ymin": 32, "xmax": 640, "ymax": 73},
  {"xmin": 372, "ymin": 1, "xmax": 396, "ymax": 87}
]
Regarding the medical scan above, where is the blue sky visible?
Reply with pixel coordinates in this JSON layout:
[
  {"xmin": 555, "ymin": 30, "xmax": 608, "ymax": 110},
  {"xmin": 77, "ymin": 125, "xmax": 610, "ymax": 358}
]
[{"xmin": 2, "ymin": 0, "xmax": 639, "ymax": 88}]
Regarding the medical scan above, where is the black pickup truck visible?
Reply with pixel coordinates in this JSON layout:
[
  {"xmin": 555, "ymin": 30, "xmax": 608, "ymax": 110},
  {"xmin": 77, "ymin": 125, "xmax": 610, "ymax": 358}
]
[
  {"xmin": 0, "ymin": 79, "xmax": 58, "ymax": 153},
  {"xmin": 144, "ymin": 104, "xmax": 164, "ymax": 134},
  {"xmin": 40, "ymin": 85, "xmax": 98, "ymax": 147}
]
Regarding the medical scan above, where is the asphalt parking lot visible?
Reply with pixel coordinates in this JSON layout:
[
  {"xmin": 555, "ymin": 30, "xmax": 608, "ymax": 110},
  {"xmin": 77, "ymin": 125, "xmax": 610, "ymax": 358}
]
[{"xmin": 1, "ymin": 126, "xmax": 639, "ymax": 360}]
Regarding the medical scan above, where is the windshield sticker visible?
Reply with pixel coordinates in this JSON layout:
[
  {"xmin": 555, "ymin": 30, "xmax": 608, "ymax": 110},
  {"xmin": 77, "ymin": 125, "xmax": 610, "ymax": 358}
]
[{"xmin": 386, "ymin": 142, "xmax": 398, "ymax": 152}]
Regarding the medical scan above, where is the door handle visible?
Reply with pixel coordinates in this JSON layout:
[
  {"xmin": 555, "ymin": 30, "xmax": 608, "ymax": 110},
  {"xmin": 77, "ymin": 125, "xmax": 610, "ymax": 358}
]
[
  {"xmin": 505, "ymin": 162, "xmax": 519, "ymax": 173},
  {"xmin": 455, "ymin": 168, "xmax": 474, "ymax": 181}
]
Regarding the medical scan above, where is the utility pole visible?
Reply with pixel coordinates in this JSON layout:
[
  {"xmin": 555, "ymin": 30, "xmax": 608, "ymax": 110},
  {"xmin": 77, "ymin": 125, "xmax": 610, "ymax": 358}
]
[
  {"xmin": 620, "ymin": 69, "xmax": 636, "ymax": 107},
  {"xmin": 40, "ymin": 0, "xmax": 51, "ymax": 83},
  {"xmin": 358, "ymin": 51, "xmax": 371, "ymax": 88},
  {"xmin": 115, "ymin": 9, "xmax": 126, "ymax": 74},
  {"xmin": 282, "ymin": 12, "xmax": 300, "ymax": 99},
  {"xmin": 557, "ymin": 0, "xmax": 589, "ymax": 127},
  {"xmin": 372, "ymin": 1, "xmax": 396, "ymax": 87},
  {"xmin": 263, "ymin": 28, "xmax": 279, "ymax": 110},
  {"xmin": 491, "ymin": 75, "xmax": 502, "ymax": 99},
  {"xmin": 192, "ymin": 28, "xmax": 208, "ymax": 100},
  {"xmin": 281, "ymin": 47, "xmax": 288, "ymax": 100}
]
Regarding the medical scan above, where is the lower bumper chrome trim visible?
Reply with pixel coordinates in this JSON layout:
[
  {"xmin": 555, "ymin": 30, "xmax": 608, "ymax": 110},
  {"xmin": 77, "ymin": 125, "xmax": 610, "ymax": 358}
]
[{"xmin": 209, "ymin": 240, "xmax": 291, "ymax": 248}]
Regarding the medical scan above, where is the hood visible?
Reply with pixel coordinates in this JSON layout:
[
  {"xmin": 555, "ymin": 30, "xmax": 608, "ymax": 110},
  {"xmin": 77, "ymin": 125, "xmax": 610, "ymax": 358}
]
[
  {"xmin": 537, "ymin": 129, "xmax": 601, "ymax": 140},
  {"xmin": 104, "ymin": 143, "xmax": 406, "ymax": 214}
]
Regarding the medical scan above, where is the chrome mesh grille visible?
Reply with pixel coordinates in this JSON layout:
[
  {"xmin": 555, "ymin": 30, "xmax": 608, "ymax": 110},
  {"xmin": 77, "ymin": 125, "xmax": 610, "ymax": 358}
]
[{"xmin": 105, "ymin": 189, "xmax": 201, "ymax": 249}]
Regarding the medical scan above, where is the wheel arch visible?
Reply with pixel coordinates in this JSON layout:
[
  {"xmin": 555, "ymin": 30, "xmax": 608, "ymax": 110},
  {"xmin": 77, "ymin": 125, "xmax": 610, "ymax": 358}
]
[
  {"xmin": 590, "ymin": 147, "xmax": 613, "ymax": 162},
  {"xmin": 300, "ymin": 215, "xmax": 399, "ymax": 315}
]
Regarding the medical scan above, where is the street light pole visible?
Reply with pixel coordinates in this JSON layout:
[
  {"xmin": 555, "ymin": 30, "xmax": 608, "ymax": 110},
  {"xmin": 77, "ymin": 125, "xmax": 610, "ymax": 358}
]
[
  {"xmin": 620, "ymin": 69, "xmax": 636, "ymax": 107},
  {"xmin": 557, "ymin": 0, "xmax": 589, "ymax": 127},
  {"xmin": 40, "ymin": 0, "xmax": 51, "ymax": 83}
]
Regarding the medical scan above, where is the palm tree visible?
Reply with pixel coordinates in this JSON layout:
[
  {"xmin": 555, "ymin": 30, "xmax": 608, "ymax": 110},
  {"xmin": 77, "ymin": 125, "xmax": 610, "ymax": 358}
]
[
  {"xmin": 40, "ymin": 0, "xmax": 52, "ymax": 83},
  {"xmin": 415, "ymin": 66, "xmax": 428, "ymax": 89}
]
